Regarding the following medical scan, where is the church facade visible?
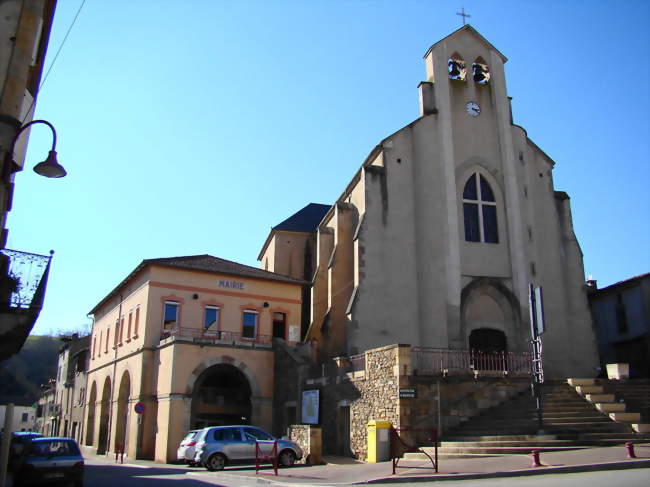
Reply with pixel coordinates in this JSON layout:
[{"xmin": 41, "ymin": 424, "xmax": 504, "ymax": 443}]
[{"xmin": 261, "ymin": 25, "xmax": 598, "ymax": 379}]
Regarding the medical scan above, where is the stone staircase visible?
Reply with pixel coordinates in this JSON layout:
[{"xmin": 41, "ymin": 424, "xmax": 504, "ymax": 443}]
[{"xmin": 405, "ymin": 378, "xmax": 650, "ymax": 459}]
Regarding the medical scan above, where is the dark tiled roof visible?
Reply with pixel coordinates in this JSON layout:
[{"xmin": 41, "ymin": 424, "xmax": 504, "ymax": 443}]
[
  {"xmin": 90, "ymin": 254, "xmax": 304, "ymax": 315},
  {"xmin": 143, "ymin": 254, "xmax": 305, "ymax": 284},
  {"xmin": 273, "ymin": 203, "xmax": 331, "ymax": 233}
]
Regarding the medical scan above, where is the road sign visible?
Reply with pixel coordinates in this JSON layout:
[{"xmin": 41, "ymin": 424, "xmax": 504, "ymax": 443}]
[{"xmin": 134, "ymin": 402, "xmax": 145, "ymax": 414}]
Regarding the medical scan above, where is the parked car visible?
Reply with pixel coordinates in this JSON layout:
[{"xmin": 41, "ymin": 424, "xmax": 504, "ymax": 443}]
[
  {"xmin": 177, "ymin": 429, "xmax": 202, "ymax": 466},
  {"xmin": 11, "ymin": 437, "xmax": 84, "ymax": 487},
  {"xmin": 193, "ymin": 425, "xmax": 302, "ymax": 471},
  {"xmin": 9, "ymin": 432, "xmax": 43, "ymax": 471}
]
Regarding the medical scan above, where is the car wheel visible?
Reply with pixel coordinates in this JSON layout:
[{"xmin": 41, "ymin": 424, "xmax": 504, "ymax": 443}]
[
  {"xmin": 279, "ymin": 449, "xmax": 296, "ymax": 467},
  {"xmin": 205, "ymin": 453, "xmax": 226, "ymax": 471}
]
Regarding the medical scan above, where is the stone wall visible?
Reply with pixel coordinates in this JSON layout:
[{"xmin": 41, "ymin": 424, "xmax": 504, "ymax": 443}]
[
  {"xmin": 298, "ymin": 343, "xmax": 531, "ymax": 460},
  {"xmin": 288, "ymin": 424, "xmax": 322, "ymax": 464}
]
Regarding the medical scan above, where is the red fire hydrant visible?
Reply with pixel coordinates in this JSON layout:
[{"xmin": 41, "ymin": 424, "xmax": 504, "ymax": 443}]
[
  {"xmin": 531, "ymin": 449, "xmax": 543, "ymax": 467},
  {"xmin": 625, "ymin": 441, "xmax": 636, "ymax": 459}
]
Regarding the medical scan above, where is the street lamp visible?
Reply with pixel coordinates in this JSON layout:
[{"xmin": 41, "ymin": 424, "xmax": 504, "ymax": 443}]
[{"xmin": 8, "ymin": 119, "xmax": 67, "ymax": 178}]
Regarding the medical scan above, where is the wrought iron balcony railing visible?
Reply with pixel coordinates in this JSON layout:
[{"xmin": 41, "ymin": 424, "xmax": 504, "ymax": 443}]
[
  {"xmin": 161, "ymin": 326, "xmax": 272, "ymax": 347},
  {"xmin": 0, "ymin": 248, "xmax": 53, "ymax": 310}
]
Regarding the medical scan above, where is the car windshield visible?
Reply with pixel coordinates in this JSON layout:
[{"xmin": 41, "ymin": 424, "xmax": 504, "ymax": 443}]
[
  {"xmin": 183, "ymin": 431, "xmax": 197, "ymax": 442},
  {"xmin": 28, "ymin": 441, "xmax": 79, "ymax": 457}
]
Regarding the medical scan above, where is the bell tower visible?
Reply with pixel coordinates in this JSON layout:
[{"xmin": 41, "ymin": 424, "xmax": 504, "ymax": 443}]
[{"xmin": 418, "ymin": 25, "xmax": 530, "ymax": 348}]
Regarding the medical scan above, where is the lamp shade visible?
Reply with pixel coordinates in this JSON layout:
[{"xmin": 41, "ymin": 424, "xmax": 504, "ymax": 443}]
[{"xmin": 33, "ymin": 150, "xmax": 67, "ymax": 178}]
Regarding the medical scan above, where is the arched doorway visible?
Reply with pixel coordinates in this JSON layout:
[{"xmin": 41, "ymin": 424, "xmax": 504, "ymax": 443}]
[
  {"xmin": 115, "ymin": 371, "xmax": 130, "ymax": 454},
  {"xmin": 97, "ymin": 377, "xmax": 111, "ymax": 454},
  {"xmin": 85, "ymin": 381, "xmax": 97, "ymax": 446},
  {"xmin": 469, "ymin": 328, "xmax": 508, "ymax": 353},
  {"xmin": 190, "ymin": 364, "xmax": 252, "ymax": 429}
]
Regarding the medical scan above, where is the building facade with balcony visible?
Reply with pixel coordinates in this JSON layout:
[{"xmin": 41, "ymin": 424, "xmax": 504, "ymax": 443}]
[
  {"xmin": 83, "ymin": 254, "xmax": 303, "ymax": 463},
  {"xmin": 0, "ymin": 0, "xmax": 58, "ymax": 361}
]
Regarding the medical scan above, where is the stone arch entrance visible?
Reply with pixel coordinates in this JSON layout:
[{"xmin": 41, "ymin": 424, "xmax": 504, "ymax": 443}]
[
  {"xmin": 190, "ymin": 364, "xmax": 252, "ymax": 429},
  {"xmin": 85, "ymin": 381, "xmax": 97, "ymax": 446},
  {"xmin": 460, "ymin": 278, "xmax": 523, "ymax": 352},
  {"xmin": 115, "ymin": 371, "xmax": 130, "ymax": 454},
  {"xmin": 469, "ymin": 328, "xmax": 508, "ymax": 353},
  {"xmin": 97, "ymin": 377, "xmax": 111, "ymax": 454}
]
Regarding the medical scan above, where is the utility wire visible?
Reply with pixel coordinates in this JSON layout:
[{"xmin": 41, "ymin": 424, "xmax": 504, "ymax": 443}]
[{"xmin": 22, "ymin": 0, "xmax": 87, "ymax": 123}]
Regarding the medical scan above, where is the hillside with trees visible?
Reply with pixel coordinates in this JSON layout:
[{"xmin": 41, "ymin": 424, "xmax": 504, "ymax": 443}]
[{"xmin": 0, "ymin": 335, "xmax": 61, "ymax": 405}]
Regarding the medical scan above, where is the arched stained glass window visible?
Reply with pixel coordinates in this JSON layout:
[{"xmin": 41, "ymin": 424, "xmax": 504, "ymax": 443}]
[{"xmin": 463, "ymin": 173, "xmax": 499, "ymax": 243}]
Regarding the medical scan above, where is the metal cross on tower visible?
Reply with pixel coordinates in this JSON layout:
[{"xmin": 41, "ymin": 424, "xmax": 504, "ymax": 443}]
[{"xmin": 457, "ymin": 7, "xmax": 471, "ymax": 26}]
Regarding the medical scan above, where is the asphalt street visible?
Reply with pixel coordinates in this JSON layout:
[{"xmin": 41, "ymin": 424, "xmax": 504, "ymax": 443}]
[{"xmin": 63, "ymin": 458, "xmax": 650, "ymax": 487}]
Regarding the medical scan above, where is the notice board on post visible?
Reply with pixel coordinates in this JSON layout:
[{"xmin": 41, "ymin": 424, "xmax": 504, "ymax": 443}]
[{"xmin": 301, "ymin": 389, "xmax": 320, "ymax": 425}]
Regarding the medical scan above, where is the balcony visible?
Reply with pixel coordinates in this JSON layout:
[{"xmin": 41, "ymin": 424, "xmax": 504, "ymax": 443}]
[
  {"xmin": 160, "ymin": 326, "xmax": 272, "ymax": 349},
  {"xmin": 48, "ymin": 403, "xmax": 61, "ymax": 417},
  {"xmin": 0, "ymin": 249, "xmax": 53, "ymax": 360}
]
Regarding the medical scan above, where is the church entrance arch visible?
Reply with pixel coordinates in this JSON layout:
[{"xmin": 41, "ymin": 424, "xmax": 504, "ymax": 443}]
[
  {"xmin": 97, "ymin": 377, "xmax": 111, "ymax": 454},
  {"xmin": 469, "ymin": 328, "xmax": 507, "ymax": 353},
  {"xmin": 190, "ymin": 364, "xmax": 252, "ymax": 429}
]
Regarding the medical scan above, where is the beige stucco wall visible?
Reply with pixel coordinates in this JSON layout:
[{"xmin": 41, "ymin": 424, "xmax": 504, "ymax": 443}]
[{"xmin": 86, "ymin": 263, "xmax": 302, "ymax": 462}]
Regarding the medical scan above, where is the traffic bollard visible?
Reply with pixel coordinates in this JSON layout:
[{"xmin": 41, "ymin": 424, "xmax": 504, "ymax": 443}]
[
  {"xmin": 625, "ymin": 442, "xmax": 636, "ymax": 459},
  {"xmin": 531, "ymin": 449, "xmax": 543, "ymax": 467}
]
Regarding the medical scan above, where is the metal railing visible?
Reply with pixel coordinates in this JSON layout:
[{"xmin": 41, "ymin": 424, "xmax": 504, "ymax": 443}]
[
  {"xmin": 413, "ymin": 347, "xmax": 532, "ymax": 377},
  {"xmin": 0, "ymin": 249, "xmax": 52, "ymax": 309},
  {"xmin": 349, "ymin": 353, "xmax": 365, "ymax": 372},
  {"xmin": 161, "ymin": 326, "xmax": 272, "ymax": 346}
]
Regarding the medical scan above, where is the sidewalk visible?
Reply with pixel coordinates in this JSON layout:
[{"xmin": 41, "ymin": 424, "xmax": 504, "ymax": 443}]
[{"xmin": 89, "ymin": 443, "xmax": 650, "ymax": 486}]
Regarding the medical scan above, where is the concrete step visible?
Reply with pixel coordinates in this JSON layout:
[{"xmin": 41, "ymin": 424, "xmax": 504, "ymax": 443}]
[
  {"xmin": 596, "ymin": 403, "xmax": 626, "ymax": 413},
  {"xmin": 585, "ymin": 394, "xmax": 616, "ymax": 403},
  {"xmin": 575, "ymin": 386, "xmax": 605, "ymax": 394},
  {"xmin": 567, "ymin": 378, "xmax": 596, "ymax": 386},
  {"xmin": 609, "ymin": 412, "xmax": 642, "ymax": 423}
]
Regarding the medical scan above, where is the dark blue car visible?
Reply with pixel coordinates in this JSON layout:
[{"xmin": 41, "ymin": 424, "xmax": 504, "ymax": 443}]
[{"xmin": 12, "ymin": 437, "xmax": 84, "ymax": 487}]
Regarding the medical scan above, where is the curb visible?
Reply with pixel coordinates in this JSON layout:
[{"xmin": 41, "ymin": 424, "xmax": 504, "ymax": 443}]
[
  {"xmin": 362, "ymin": 459, "xmax": 650, "ymax": 484},
  {"xmin": 188, "ymin": 459, "xmax": 650, "ymax": 486}
]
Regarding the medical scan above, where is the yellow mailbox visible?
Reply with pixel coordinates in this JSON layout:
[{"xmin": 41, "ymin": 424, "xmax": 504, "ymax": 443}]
[{"xmin": 367, "ymin": 420, "xmax": 392, "ymax": 462}]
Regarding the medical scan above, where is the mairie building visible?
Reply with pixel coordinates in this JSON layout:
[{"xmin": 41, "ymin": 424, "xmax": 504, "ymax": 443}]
[{"xmin": 83, "ymin": 255, "xmax": 303, "ymax": 462}]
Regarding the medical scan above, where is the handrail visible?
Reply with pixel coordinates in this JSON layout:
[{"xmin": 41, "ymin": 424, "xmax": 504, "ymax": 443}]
[{"xmin": 413, "ymin": 347, "xmax": 533, "ymax": 377}]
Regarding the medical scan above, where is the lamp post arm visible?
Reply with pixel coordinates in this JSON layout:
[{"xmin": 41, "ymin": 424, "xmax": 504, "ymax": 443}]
[{"xmin": 9, "ymin": 119, "xmax": 58, "ymax": 156}]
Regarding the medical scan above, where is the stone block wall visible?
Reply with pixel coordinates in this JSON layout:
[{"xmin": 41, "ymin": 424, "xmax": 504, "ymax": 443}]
[
  {"xmin": 288, "ymin": 424, "xmax": 322, "ymax": 464},
  {"xmin": 348, "ymin": 344, "xmax": 404, "ymax": 459}
]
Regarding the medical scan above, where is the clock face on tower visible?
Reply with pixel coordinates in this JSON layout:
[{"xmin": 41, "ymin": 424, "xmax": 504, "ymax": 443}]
[{"xmin": 466, "ymin": 101, "xmax": 481, "ymax": 117}]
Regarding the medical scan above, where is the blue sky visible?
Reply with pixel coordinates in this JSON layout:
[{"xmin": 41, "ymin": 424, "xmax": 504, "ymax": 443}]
[{"xmin": 8, "ymin": 0, "xmax": 650, "ymax": 335}]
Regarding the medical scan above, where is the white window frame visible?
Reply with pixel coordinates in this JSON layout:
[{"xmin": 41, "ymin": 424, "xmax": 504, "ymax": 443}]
[
  {"xmin": 204, "ymin": 305, "xmax": 220, "ymax": 333},
  {"xmin": 163, "ymin": 301, "xmax": 180, "ymax": 330},
  {"xmin": 242, "ymin": 310, "xmax": 259, "ymax": 339}
]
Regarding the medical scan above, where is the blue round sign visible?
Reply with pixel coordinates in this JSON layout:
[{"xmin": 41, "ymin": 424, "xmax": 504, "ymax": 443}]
[{"xmin": 134, "ymin": 402, "xmax": 145, "ymax": 414}]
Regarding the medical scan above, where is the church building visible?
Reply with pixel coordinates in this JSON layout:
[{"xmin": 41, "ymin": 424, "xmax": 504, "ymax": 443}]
[{"xmin": 261, "ymin": 25, "xmax": 599, "ymax": 379}]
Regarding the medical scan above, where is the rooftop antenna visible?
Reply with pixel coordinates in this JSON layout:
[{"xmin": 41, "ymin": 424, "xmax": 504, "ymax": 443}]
[{"xmin": 457, "ymin": 7, "xmax": 471, "ymax": 26}]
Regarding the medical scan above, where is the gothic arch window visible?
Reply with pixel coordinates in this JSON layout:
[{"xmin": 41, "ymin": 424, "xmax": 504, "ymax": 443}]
[
  {"xmin": 472, "ymin": 57, "xmax": 490, "ymax": 84},
  {"xmin": 462, "ymin": 173, "xmax": 499, "ymax": 243},
  {"xmin": 448, "ymin": 52, "xmax": 466, "ymax": 81}
]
